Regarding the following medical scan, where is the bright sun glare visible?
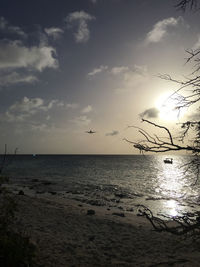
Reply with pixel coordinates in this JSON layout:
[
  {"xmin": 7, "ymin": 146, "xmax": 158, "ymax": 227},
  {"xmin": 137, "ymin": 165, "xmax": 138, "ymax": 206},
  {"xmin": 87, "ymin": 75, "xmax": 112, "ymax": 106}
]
[{"xmin": 155, "ymin": 92, "xmax": 186, "ymax": 121}]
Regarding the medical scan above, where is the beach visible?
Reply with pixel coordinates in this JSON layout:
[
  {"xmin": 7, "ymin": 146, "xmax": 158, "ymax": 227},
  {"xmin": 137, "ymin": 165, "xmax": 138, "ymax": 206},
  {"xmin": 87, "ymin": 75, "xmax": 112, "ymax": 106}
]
[{"xmin": 14, "ymin": 194, "xmax": 200, "ymax": 267}]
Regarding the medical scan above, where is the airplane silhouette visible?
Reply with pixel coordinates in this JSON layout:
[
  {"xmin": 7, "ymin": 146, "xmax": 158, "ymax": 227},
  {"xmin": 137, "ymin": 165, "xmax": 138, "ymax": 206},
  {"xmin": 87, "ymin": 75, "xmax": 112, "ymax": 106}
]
[{"xmin": 86, "ymin": 130, "xmax": 96, "ymax": 134}]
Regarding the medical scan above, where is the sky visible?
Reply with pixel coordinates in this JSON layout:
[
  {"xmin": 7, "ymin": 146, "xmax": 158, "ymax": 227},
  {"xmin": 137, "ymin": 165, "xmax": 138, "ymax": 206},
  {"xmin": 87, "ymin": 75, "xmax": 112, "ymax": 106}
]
[{"xmin": 0, "ymin": 0, "xmax": 199, "ymax": 154}]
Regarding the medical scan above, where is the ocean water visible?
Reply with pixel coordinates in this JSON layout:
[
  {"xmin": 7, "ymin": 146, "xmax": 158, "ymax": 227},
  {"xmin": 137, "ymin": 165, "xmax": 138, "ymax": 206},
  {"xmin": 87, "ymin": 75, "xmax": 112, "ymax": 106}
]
[{"xmin": 1, "ymin": 154, "xmax": 200, "ymax": 218}]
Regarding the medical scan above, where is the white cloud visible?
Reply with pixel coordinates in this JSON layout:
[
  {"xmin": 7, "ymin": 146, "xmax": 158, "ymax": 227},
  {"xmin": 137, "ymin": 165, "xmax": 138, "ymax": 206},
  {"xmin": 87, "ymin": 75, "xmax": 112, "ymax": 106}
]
[
  {"xmin": 0, "ymin": 72, "xmax": 38, "ymax": 86},
  {"xmin": 71, "ymin": 115, "xmax": 91, "ymax": 126},
  {"xmin": 88, "ymin": 65, "xmax": 108, "ymax": 76},
  {"xmin": 66, "ymin": 11, "xmax": 95, "ymax": 43},
  {"xmin": 113, "ymin": 65, "xmax": 148, "ymax": 93},
  {"xmin": 145, "ymin": 17, "xmax": 181, "ymax": 44},
  {"xmin": 44, "ymin": 27, "xmax": 64, "ymax": 40},
  {"xmin": 110, "ymin": 66, "xmax": 129, "ymax": 75},
  {"xmin": 81, "ymin": 105, "xmax": 92, "ymax": 113},
  {"xmin": 4, "ymin": 97, "xmax": 62, "ymax": 122},
  {"xmin": 66, "ymin": 103, "xmax": 79, "ymax": 109},
  {"xmin": 0, "ymin": 40, "xmax": 58, "ymax": 71},
  {"xmin": 0, "ymin": 17, "xmax": 27, "ymax": 37}
]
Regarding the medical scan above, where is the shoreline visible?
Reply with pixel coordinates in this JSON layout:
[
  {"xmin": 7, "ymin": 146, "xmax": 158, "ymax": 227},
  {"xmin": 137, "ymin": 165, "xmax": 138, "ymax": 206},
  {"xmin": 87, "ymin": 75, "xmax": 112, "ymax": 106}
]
[{"xmin": 14, "ymin": 193, "xmax": 200, "ymax": 267}]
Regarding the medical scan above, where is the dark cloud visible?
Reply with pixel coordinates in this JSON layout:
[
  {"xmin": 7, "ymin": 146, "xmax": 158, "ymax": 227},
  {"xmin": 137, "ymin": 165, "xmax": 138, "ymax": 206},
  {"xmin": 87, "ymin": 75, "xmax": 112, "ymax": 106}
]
[
  {"xmin": 140, "ymin": 107, "xmax": 159, "ymax": 119},
  {"xmin": 187, "ymin": 109, "xmax": 200, "ymax": 121},
  {"xmin": 105, "ymin": 130, "xmax": 119, "ymax": 136}
]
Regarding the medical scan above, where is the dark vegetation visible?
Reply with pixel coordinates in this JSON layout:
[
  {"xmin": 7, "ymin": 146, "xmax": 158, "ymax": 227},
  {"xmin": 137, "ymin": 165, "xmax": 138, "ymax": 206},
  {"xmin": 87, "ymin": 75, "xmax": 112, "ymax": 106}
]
[
  {"xmin": 0, "ymin": 145, "xmax": 36, "ymax": 267},
  {"xmin": 126, "ymin": 0, "xmax": 200, "ymax": 236}
]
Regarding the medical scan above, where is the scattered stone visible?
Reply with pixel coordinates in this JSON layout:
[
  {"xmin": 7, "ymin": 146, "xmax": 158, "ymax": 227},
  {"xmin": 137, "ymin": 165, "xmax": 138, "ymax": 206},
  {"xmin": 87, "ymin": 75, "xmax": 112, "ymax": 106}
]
[
  {"xmin": 112, "ymin": 212, "xmax": 125, "ymax": 217},
  {"xmin": 118, "ymin": 206, "xmax": 123, "ymax": 210},
  {"xmin": 88, "ymin": 235, "xmax": 95, "ymax": 241},
  {"xmin": 87, "ymin": 200, "xmax": 103, "ymax": 206},
  {"xmin": 49, "ymin": 191, "xmax": 57, "ymax": 195},
  {"xmin": 18, "ymin": 190, "xmax": 24, "ymax": 195},
  {"xmin": 115, "ymin": 193, "xmax": 125, "ymax": 198},
  {"xmin": 36, "ymin": 191, "xmax": 45, "ymax": 194},
  {"xmin": 87, "ymin": 209, "xmax": 95, "ymax": 215},
  {"xmin": 126, "ymin": 207, "xmax": 134, "ymax": 212},
  {"xmin": 42, "ymin": 181, "xmax": 52, "ymax": 186},
  {"xmin": 31, "ymin": 178, "xmax": 39, "ymax": 182}
]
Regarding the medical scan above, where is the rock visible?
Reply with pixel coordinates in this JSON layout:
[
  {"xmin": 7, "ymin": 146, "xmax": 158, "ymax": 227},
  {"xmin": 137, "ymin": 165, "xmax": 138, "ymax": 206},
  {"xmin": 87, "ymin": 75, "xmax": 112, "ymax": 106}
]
[
  {"xmin": 87, "ymin": 209, "xmax": 95, "ymax": 215},
  {"xmin": 48, "ymin": 191, "xmax": 57, "ymax": 195},
  {"xmin": 115, "ymin": 193, "xmax": 125, "ymax": 198},
  {"xmin": 31, "ymin": 178, "xmax": 39, "ymax": 182},
  {"xmin": 18, "ymin": 190, "xmax": 24, "ymax": 195},
  {"xmin": 88, "ymin": 235, "xmax": 95, "ymax": 241},
  {"xmin": 36, "ymin": 191, "xmax": 45, "ymax": 194},
  {"xmin": 126, "ymin": 207, "xmax": 134, "ymax": 212},
  {"xmin": 42, "ymin": 181, "xmax": 52, "ymax": 186},
  {"xmin": 112, "ymin": 212, "xmax": 125, "ymax": 217}
]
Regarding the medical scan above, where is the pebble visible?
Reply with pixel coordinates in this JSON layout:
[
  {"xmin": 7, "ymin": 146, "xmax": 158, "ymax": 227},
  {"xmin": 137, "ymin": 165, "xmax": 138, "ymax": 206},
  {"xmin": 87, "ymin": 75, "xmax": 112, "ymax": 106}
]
[{"xmin": 87, "ymin": 209, "xmax": 95, "ymax": 215}]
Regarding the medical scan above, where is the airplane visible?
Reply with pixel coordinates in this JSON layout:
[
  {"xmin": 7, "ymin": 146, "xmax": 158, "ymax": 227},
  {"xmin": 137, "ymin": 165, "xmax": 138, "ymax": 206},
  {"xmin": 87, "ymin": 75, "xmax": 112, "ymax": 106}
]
[{"xmin": 85, "ymin": 130, "xmax": 96, "ymax": 134}]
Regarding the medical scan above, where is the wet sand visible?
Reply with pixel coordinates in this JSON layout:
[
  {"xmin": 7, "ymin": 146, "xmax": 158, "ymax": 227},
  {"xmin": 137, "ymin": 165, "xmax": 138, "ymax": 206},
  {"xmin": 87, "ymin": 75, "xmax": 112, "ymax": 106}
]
[{"xmin": 15, "ymin": 194, "xmax": 200, "ymax": 267}]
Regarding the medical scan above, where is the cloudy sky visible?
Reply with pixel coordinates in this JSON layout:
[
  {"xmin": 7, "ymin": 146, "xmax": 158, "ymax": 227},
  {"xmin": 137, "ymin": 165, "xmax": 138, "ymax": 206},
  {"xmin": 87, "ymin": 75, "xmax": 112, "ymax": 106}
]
[{"xmin": 0, "ymin": 0, "xmax": 199, "ymax": 154}]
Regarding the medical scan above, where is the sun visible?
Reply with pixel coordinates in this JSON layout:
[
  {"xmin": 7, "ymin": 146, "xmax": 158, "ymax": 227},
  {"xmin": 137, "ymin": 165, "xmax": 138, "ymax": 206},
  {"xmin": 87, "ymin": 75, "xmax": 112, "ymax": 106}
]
[{"xmin": 155, "ymin": 91, "xmax": 186, "ymax": 121}]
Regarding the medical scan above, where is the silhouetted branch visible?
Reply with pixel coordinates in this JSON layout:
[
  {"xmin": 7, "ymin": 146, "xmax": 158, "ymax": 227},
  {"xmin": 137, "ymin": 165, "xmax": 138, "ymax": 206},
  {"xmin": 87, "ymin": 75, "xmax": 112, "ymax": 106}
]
[
  {"xmin": 125, "ymin": 119, "xmax": 200, "ymax": 153},
  {"xmin": 137, "ymin": 205, "xmax": 200, "ymax": 236},
  {"xmin": 175, "ymin": 0, "xmax": 199, "ymax": 11}
]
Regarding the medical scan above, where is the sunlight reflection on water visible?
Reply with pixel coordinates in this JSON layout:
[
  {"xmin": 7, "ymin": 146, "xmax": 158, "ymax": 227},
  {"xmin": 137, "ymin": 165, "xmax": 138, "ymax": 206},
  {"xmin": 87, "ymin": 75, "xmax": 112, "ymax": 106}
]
[
  {"xmin": 165, "ymin": 199, "xmax": 179, "ymax": 216},
  {"xmin": 157, "ymin": 159, "xmax": 187, "ymax": 198},
  {"xmin": 151, "ymin": 155, "xmax": 196, "ymax": 217}
]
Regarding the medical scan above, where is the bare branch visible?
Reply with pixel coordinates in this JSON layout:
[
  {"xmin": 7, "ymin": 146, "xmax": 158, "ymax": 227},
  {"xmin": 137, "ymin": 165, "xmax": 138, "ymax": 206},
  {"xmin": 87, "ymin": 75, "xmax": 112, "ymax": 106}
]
[
  {"xmin": 175, "ymin": 0, "xmax": 199, "ymax": 11},
  {"xmin": 137, "ymin": 205, "xmax": 200, "ymax": 236}
]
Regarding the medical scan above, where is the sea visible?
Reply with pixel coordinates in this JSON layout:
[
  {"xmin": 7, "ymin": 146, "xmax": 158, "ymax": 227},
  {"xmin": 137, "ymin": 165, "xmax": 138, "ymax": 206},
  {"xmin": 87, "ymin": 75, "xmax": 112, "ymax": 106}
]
[{"xmin": 1, "ymin": 154, "xmax": 200, "ymax": 218}]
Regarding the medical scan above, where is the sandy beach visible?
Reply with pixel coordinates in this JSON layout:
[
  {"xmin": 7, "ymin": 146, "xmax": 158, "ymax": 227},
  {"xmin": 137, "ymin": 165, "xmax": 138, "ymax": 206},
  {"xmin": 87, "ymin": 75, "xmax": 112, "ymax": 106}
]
[{"xmin": 13, "ymin": 194, "xmax": 200, "ymax": 267}]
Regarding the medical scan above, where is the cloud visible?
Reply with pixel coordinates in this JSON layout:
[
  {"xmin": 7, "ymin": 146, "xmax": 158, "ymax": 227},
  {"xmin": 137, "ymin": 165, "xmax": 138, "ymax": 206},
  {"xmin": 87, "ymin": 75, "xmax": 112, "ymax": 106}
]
[
  {"xmin": 66, "ymin": 11, "xmax": 95, "ymax": 43},
  {"xmin": 0, "ymin": 40, "xmax": 58, "ymax": 71},
  {"xmin": 0, "ymin": 17, "xmax": 27, "ymax": 37},
  {"xmin": 71, "ymin": 115, "xmax": 91, "ymax": 126},
  {"xmin": 187, "ymin": 109, "xmax": 200, "ymax": 120},
  {"xmin": 139, "ymin": 107, "xmax": 159, "ymax": 119},
  {"xmin": 88, "ymin": 65, "xmax": 108, "ymax": 76},
  {"xmin": 145, "ymin": 17, "xmax": 182, "ymax": 44},
  {"xmin": 114, "ymin": 65, "xmax": 148, "ymax": 93},
  {"xmin": 110, "ymin": 66, "xmax": 129, "ymax": 75},
  {"xmin": 0, "ymin": 72, "xmax": 38, "ymax": 86},
  {"xmin": 4, "ymin": 97, "xmax": 63, "ymax": 122},
  {"xmin": 81, "ymin": 105, "xmax": 92, "ymax": 113},
  {"xmin": 44, "ymin": 27, "xmax": 64, "ymax": 40},
  {"xmin": 90, "ymin": 0, "xmax": 97, "ymax": 3},
  {"xmin": 105, "ymin": 130, "xmax": 119, "ymax": 136},
  {"xmin": 66, "ymin": 103, "xmax": 79, "ymax": 109}
]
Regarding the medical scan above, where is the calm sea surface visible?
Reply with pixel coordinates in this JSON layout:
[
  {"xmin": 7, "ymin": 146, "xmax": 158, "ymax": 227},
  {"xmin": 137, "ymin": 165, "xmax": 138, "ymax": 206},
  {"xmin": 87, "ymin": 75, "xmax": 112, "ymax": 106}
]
[{"xmin": 1, "ymin": 154, "xmax": 200, "ymax": 217}]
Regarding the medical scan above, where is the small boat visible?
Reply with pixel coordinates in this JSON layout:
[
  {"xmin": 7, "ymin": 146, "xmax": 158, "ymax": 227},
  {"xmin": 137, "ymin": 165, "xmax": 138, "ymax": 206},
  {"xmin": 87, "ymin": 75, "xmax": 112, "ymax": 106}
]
[{"xmin": 163, "ymin": 158, "xmax": 173, "ymax": 164}]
